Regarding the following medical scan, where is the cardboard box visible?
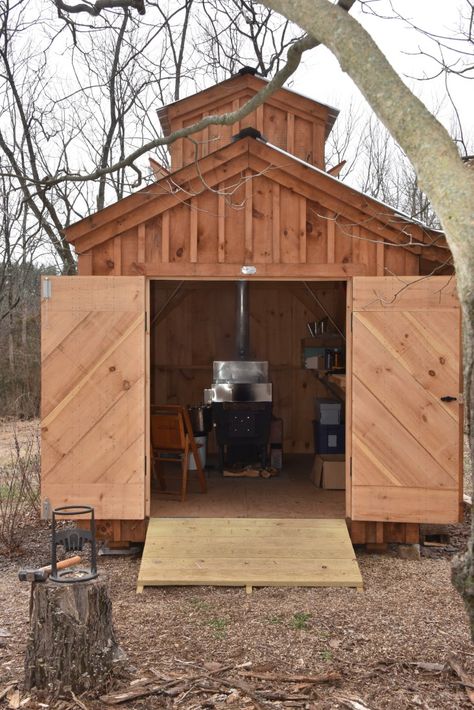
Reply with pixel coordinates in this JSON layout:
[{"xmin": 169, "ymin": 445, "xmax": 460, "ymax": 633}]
[
  {"xmin": 315, "ymin": 399, "xmax": 342, "ymax": 425},
  {"xmin": 310, "ymin": 454, "xmax": 345, "ymax": 489}
]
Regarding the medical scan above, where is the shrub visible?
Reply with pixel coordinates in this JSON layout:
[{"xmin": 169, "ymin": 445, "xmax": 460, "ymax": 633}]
[{"xmin": 0, "ymin": 423, "xmax": 40, "ymax": 555}]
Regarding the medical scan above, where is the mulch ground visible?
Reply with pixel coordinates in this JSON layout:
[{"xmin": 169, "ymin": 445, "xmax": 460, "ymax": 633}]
[{"xmin": 1, "ymin": 511, "xmax": 474, "ymax": 709}]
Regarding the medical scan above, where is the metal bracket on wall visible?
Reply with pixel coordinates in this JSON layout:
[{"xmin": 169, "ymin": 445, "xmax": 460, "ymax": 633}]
[{"xmin": 42, "ymin": 278, "xmax": 52, "ymax": 299}]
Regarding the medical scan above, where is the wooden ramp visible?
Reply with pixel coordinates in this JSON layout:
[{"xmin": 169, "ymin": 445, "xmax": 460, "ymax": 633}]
[{"xmin": 137, "ymin": 518, "xmax": 363, "ymax": 593}]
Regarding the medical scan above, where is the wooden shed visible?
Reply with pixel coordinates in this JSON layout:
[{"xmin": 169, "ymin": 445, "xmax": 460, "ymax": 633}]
[{"xmin": 41, "ymin": 72, "xmax": 462, "ymax": 573}]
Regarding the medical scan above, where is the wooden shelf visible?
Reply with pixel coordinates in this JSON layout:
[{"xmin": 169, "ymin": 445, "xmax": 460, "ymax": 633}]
[
  {"xmin": 302, "ymin": 335, "xmax": 344, "ymax": 347},
  {"xmin": 327, "ymin": 373, "xmax": 346, "ymax": 392}
]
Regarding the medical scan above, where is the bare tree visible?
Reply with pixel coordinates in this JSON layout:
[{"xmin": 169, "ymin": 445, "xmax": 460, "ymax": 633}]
[
  {"xmin": 0, "ymin": 0, "xmax": 314, "ymax": 421},
  {"xmin": 329, "ymin": 111, "xmax": 441, "ymax": 227},
  {"xmin": 359, "ymin": 0, "xmax": 474, "ymax": 156},
  {"xmin": 197, "ymin": 0, "xmax": 298, "ymax": 80},
  {"xmin": 0, "ymin": 1, "xmax": 78, "ymax": 273},
  {"xmin": 0, "ymin": 170, "xmax": 47, "ymax": 418}
]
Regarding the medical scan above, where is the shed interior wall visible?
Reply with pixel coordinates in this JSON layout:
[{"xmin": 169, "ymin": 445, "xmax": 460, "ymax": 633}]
[{"xmin": 150, "ymin": 280, "xmax": 346, "ymax": 455}]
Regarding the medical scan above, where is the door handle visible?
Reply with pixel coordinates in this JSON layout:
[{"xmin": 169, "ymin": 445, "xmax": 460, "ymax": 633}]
[{"xmin": 440, "ymin": 396, "xmax": 457, "ymax": 402}]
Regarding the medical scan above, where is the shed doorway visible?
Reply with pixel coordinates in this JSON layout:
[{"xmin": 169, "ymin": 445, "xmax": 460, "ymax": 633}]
[{"xmin": 149, "ymin": 279, "xmax": 347, "ymax": 520}]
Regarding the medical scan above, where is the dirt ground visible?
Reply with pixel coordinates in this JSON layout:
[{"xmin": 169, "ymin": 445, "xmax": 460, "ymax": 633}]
[
  {"xmin": 1, "ymin": 418, "xmax": 474, "ymax": 709},
  {"xmin": 1, "ymin": 512, "xmax": 473, "ymax": 710}
]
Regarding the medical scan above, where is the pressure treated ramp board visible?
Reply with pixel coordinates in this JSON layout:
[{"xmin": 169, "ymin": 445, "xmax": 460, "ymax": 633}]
[{"xmin": 136, "ymin": 518, "xmax": 363, "ymax": 593}]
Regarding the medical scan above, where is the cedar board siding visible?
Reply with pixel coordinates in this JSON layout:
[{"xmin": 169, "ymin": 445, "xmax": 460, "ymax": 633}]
[{"xmin": 77, "ymin": 171, "xmax": 422, "ymax": 279}]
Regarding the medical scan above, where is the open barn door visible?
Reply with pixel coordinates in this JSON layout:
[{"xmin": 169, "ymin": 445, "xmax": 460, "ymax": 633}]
[
  {"xmin": 350, "ymin": 276, "xmax": 462, "ymax": 524},
  {"xmin": 41, "ymin": 276, "xmax": 147, "ymax": 520}
]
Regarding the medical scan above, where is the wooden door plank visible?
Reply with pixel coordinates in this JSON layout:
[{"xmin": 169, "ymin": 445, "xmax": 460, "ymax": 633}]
[
  {"xmin": 352, "ymin": 275, "xmax": 458, "ymax": 311},
  {"xmin": 350, "ymin": 275, "xmax": 461, "ymax": 524},
  {"xmin": 352, "ymin": 486, "xmax": 460, "ymax": 523},
  {"xmin": 41, "ymin": 276, "xmax": 146, "ymax": 521},
  {"xmin": 358, "ymin": 310, "xmax": 459, "ymax": 404},
  {"xmin": 352, "ymin": 376, "xmax": 457, "ymax": 488},
  {"xmin": 353, "ymin": 315, "xmax": 458, "ymax": 477}
]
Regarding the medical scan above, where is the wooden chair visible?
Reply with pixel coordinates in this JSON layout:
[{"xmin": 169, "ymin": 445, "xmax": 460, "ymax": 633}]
[{"xmin": 151, "ymin": 405, "xmax": 207, "ymax": 501}]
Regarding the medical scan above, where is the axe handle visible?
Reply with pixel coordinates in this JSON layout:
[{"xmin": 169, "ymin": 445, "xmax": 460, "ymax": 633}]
[
  {"xmin": 43, "ymin": 555, "xmax": 82, "ymax": 574},
  {"xmin": 19, "ymin": 555, "xmax": 83, "ymax": 583}
]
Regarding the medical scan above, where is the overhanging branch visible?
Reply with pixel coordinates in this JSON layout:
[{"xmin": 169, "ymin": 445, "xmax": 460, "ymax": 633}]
[
  {"xmin": 38, "ymin": 33, "xmax": 318, "ymax": 189},
  {"xmin": 53, "ymin": 0, "xmax": 146, "ymax": 16},
  {"xmin": 261, "ymin": 0, "xmax": 474, "ymax": 273}
]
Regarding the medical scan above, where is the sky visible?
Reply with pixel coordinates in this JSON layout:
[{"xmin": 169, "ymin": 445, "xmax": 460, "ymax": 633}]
[{"xmin": 290, "ymin": 1, "xmax": 471, "ymax": 146}]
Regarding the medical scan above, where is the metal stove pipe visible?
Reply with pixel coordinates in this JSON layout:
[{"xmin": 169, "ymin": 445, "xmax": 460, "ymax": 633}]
[{"xmin": 235, "ymin": 280, "xmax": 249, "ymax": 360}]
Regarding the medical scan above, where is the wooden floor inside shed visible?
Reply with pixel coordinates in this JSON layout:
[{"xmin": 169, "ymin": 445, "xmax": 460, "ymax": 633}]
[
  {"xmin": 137, "ymin": 517, "xmax": 363, "ymax": 593},
  {"xmin": 150, "ymin": 454, "xmax": 345, "ymax": 519}
]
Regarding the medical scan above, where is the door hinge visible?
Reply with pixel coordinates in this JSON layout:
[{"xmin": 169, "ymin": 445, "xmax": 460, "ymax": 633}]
[
  {"xmin": 350, "ymin": 457, "xmax": 352, "ymax": 478},
  {"xmin": 458, "ymin": 393, "xmax": 465, "ymax": 404},
  {"xmin": 144, "ymin": 312, "xmax": 148, "ymax": 332},
  {"xmin": 42, "ymin": 278, "xmax": 52, "ymax": 299}
]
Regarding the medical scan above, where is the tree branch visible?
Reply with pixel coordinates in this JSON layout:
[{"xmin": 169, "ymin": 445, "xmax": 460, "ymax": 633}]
[
  {"xmin": 261, "ymin": 0, "xmax": 474, "ymax": 277},
  {"xmin": 53, "ymin": 0, "xmax": 145, "ymax": 16},
  {"xmin": 37, "ymin": 32, "xmax": 318, "ymax": 189}
]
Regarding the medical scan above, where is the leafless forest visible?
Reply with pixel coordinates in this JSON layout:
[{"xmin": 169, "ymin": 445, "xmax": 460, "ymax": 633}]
[{"xmin": 1, "ymin": 0, "xmax": 469, "ymax": 419}]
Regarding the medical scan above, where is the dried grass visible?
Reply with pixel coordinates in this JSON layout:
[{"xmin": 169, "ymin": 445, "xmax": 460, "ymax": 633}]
[{"xmin": 0, "ymin": 422, "xmax": 40, "ymax": 555}]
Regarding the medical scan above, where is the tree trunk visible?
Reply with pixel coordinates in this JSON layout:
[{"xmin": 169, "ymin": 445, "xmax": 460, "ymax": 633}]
[
  {"xmin": 24, "ymin": 577, "xmax": 126, "ymax": 694},
  {"xmin": 452, "ymin": 298, "xmax": 474, "ymax": 634}
]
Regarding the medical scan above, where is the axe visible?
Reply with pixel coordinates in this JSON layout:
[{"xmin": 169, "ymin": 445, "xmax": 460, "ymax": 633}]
[{"xmin": 18, "ymin": 555, "xmax": 82, "ymax": 582}]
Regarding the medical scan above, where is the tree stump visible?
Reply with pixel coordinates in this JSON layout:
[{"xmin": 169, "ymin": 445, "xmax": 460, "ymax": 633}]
[{"xmin": 24, "ymin": 576, "xmax": 126, "ymax": 694}]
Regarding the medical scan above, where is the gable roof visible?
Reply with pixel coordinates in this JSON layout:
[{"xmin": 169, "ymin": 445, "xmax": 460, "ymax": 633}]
[
  {"xmin": 66, "ymin": 135, "xmax": 449, "ymax": 264},
  {"xmin": 157, "ymin": 72, "xmax": 339, "ymax": 139}
]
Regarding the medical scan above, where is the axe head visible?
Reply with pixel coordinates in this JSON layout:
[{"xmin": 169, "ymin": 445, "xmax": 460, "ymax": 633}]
[{"xmin": 18, "ymin": 568, "xmax": 48, "ymax": 582}]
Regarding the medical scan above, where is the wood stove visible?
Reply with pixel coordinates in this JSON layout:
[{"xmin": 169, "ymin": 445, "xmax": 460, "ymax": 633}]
[{"xmin": 204, "ymin": 282, "xmax": 273, "ymax": 471}]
